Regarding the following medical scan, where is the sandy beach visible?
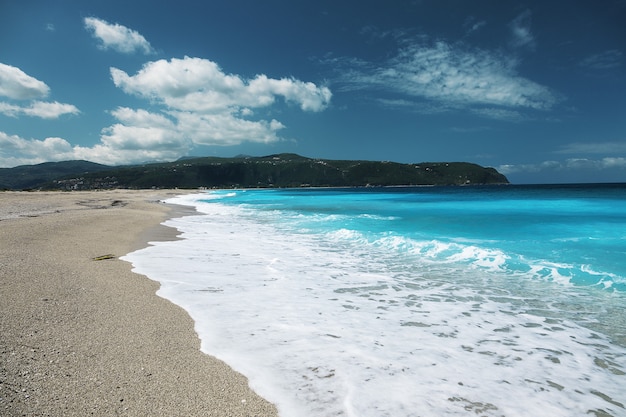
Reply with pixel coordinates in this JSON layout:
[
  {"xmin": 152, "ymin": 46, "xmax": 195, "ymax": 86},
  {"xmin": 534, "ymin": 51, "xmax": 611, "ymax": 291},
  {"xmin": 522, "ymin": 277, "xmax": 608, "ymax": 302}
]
[{"xmin": 0, "ymin": 190, "xmax": 278, "ymax": 416}]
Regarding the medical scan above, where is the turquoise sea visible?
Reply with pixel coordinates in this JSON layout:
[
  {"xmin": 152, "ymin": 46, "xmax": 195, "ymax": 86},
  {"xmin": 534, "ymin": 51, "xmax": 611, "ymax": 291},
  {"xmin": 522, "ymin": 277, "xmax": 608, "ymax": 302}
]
[{"xmin": 124, "ymin": 184, "xmax": 626, "ymax": 416}]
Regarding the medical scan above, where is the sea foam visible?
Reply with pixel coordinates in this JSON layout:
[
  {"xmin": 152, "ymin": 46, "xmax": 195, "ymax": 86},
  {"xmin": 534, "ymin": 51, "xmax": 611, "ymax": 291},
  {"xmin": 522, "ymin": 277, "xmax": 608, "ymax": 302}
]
[{"xmin": 123, "ymin": 190, "xmax": 626, "ymax": 417}]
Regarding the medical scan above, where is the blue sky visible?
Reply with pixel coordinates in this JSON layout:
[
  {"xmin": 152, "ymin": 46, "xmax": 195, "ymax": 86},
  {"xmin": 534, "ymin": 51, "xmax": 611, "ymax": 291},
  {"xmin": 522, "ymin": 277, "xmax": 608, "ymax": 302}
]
[{"xmin": 1, "ymin": 0, "xmax": 625, "ymax": 183}]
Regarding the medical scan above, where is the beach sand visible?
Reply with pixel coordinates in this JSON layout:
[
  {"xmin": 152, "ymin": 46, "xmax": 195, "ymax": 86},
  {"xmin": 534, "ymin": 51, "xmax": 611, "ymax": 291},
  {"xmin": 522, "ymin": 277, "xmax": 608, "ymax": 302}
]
[{"xmin": 0, "ymin": 190, "xmax": 278, "ymax": 416}]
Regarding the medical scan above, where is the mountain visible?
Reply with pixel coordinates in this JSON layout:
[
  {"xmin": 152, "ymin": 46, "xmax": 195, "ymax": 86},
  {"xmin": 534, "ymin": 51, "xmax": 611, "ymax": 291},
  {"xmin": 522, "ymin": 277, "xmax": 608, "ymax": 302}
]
[
  {"xmin": 0, "ymin": 154, "xmax": 509, "ymax": 191},
  {"xmin": 0, "ymin": 160, "xmax": 112, "ymax": 190}
]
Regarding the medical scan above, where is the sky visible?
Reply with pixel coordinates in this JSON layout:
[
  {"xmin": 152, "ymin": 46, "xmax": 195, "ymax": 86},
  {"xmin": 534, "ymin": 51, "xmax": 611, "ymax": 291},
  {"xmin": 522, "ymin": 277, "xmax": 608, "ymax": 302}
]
[{"xmin": 1, "ymin": 0, "xmax": 625, "ymax": 183}]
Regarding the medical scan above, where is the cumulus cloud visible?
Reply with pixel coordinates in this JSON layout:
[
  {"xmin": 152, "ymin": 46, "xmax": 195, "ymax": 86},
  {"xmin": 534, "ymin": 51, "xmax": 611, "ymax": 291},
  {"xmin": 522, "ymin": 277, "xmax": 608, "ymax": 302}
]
[
  {"xmin": 0, "ymin": 63, "xmax": 80, "ymax": 120},
  {"xmin": 330, "ymin": 38, "xmax": 557, "ymax": 117},
  {"xmin": 84, "ymin": 17, "xmax": 154, "ymax": 54},
  {"xmin": 0, "ymin": 118, "xmax": 186, "ymax": 168},
  {"xmin": 0, "ymin": 131, "xmax": 75, "ymax": 167},
  {"xmin": 64, "ymin": 107, "xmax": 191, "ymax": 165},
  {"xmin": 0, "ymin": 101, "xmax": 80, "ymax": 119},
  {"xmin": 173, "ymin": 111, "xmax": 286, "ymax": 146},
  {"xmin": 101, "ymin": 107, "xmax": 187, "ymax": 151},
  {"xmin": 0, "ymin": 63, "xmax": 50, "ymax": 100},
  {"xmin": 110, "ymin": 57, "xmax": 331, "ymax": 113},
  {"xmin": 101, "ymin": 56, "xmax": 330, "ymax": 154},
  {"xmin": 71, "ymin": 143, "xmax": 184, "ymax": 166},
  {"xmin": 1, "ymin": 55, "xmax": 332, "ymax": 167}
]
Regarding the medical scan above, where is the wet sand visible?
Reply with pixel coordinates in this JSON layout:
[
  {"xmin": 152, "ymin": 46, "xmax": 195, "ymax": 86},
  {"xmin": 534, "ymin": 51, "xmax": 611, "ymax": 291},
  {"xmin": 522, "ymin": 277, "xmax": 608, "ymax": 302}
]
[{"xmin": 0, "ymin": 190, "xmax": 278, "ymax": 416}]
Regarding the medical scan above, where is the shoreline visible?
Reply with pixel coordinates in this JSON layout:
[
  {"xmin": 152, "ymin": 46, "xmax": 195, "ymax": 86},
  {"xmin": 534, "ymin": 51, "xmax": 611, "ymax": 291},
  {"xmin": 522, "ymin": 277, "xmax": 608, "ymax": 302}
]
[{"xmin": 0, "ymin": 190, "xmax": 278, "ymax": 416}]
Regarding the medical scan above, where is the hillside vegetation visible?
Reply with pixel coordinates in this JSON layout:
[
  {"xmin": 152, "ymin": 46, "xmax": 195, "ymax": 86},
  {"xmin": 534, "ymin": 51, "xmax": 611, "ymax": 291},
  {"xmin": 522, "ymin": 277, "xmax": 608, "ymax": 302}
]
[{"xmin": 0, "ymin": 154, "xmax": 509, "ymax": 190}]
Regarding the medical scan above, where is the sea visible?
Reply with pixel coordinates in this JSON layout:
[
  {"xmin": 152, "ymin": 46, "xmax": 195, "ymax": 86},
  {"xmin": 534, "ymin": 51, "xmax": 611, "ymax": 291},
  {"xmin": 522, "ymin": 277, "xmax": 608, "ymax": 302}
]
[{"xmin": 122, "ymin": 184, "xmax": 626, "ymax": 417}]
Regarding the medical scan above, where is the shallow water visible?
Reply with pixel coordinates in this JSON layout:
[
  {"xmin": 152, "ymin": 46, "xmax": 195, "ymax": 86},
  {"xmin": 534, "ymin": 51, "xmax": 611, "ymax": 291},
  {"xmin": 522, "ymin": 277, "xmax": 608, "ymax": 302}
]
[{"xmin": 123, "ymin": 185, "xmax": 626, "ymax": 416}]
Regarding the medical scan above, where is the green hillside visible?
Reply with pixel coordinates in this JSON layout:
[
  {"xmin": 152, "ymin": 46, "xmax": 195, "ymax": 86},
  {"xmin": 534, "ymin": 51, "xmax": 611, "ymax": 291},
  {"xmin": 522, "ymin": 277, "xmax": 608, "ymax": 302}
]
[
  {"xmin": 0, "ymin": 160, "xmax": 112, "ymax": 190},
  {"xmin": 1, "ymin": 154, "xmax": 509, "ymax": 191}
]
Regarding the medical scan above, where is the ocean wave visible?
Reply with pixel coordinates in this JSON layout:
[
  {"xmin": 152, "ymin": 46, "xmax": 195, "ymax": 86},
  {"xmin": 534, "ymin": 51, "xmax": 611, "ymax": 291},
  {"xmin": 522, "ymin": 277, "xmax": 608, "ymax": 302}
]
[
  {"xmin": 318, "ymin": 229, "xmax": 626, "ymax": 293},
  {"xmin": 131, "ymin": 190, "xmax": 626, "ymax": 416}
]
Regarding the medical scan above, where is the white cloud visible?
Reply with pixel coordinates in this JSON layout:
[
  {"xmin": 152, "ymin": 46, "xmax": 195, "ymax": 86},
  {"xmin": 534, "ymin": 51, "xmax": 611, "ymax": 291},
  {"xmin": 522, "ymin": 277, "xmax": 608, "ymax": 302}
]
[
  {"xmin": 248, "ymin": 75, "xmax": 333, "ymax": 112},
  {"xmin": 110, "ymin": 57, "xmax": 331, "ymax": 113},
  {"xmin": 0, "ymin": 63, "xmax": 80, "ymax": 120},
  {"xmin": 556, "ymin": 141, "xmax": 626, "ymax": 155},
  {"xmin": 100, "ymin": 107, "xmax": 187, "ymax": 151},
  {"xmin": 470, "ymin": 107, "xmax": 524, "ymax": 122},
  {"xmin": 0, "ymin": 107, "xmax": 187, "ymax": 167},
  {"xmin": 498, "ymin": 158, "xmax": 626, "ymax": 175},
  {"xmin": 1, "ymin": 53, "xmax": 332, "ymax": 167},
  {"xmin": 111, "ymin": 106, "xmax": 176, "ymax": 129},
  {"xmin": 579, "ymin": 50, "xmax": 624, "ymax": 71},
  {"xmin": 498, "ymin": 160, "xmax": 559, "ymax": 174},
  {"xmin": 508, "ymin": 10, "xmax": 535, "ymax": 50},
  {"xmin": 1, "ymin": 55, "xmax": 332, "ymax": 167},
  {"xmin": 499, "ymin": 140, "xmax": 626, "ymax": 181},
  {"xmin": 84, "ymin": 17, "xmax": 154, "ymax": 54},
  {"xmin": 0, "ymin": 63, "xmax": 50, "ymax": 100},
  {"xmin": 173, "ymin": 111, "xmax": 285, "ymax": 146},
  {"xmin": 72, "ymin": 143, "xmax": 184, "ymax": 166},
  {"xmin": 104, "ymin": 56, "xmax": 330, "ymax": 155},
  {"xmin": 0, "ymin": 122, "xmax": 188, "ymax": 168},
  {"xmin": 332, "ymin": 39, "xmax": 557, "ymax": 113},
  {"xmin": 0, "ymin": 101, "xmax": 80, "ymax": 119},
  {"xmin": 69, "ymin": 107, "xmax": 191, "ymax": 165},
  {"xmin": 0, "ymin": 131, "xmax": 75, "ymax": 167},
  {"xmin": 463, "ymin": 17, "xmax": 486, "ymax": 36},
  {"xmin": 602, "ymin": 157, "xmax": 626, "ymax": 168}
]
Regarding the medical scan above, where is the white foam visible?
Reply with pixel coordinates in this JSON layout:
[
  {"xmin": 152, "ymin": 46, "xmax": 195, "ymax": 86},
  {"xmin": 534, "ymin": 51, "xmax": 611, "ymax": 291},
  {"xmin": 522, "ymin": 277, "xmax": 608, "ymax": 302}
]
[{"xmin": 123, "ymin": 193, "xmax": 626, "ymax": 417}]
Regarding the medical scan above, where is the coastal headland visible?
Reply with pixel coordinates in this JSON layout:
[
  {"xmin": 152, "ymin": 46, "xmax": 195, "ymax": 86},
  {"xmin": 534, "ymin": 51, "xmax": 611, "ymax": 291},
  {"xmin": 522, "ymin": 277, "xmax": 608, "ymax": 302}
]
[
  {"xmin": 0, "ymin": 153, "xmax": 509, "ymax": 191},
  {"xmin": 0, "ymin": 190, "xmax": 278, "ymax": 416}
]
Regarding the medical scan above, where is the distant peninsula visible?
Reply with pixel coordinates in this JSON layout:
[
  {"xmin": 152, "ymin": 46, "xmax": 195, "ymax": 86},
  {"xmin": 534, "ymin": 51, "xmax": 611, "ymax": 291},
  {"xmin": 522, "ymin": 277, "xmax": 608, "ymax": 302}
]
[{"xmin": 0, "ymin": 153, "xmax": 509, "ymax": 191}]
